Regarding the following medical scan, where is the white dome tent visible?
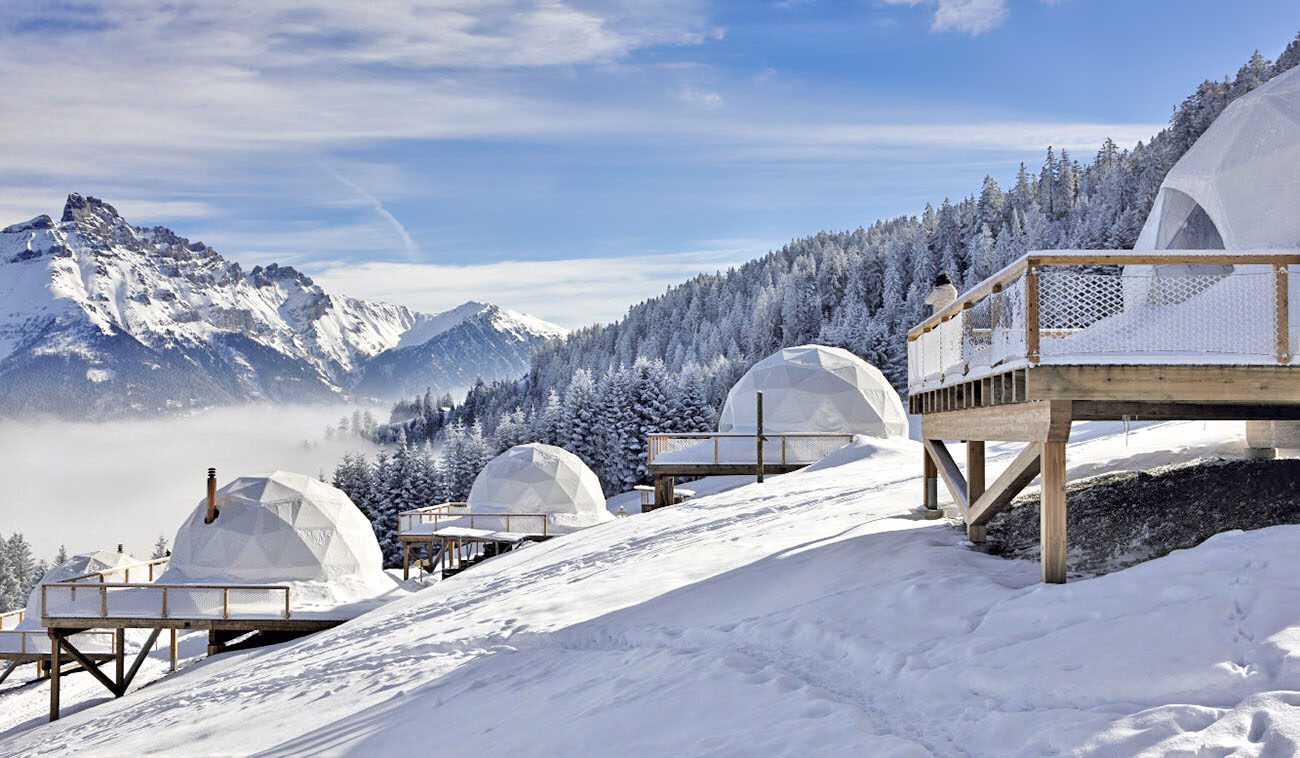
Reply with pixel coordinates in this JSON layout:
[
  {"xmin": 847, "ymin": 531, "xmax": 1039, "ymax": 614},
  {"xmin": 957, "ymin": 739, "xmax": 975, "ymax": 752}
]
[
  {"xmin": 719, "ymin": 345, "xmax": 908, "ymax": 438},
  {"xmin": 1136, "ymin": 65, "xmax": 1300, "ymax": 252},
  {"xmin": 468, "ymin": 444, "xmax": 612, "ymax": 534},
  {"xmin": 161, "ymin": 471, "xmax": 392, "ymax": 606},
  {"xmin": 0, "ymin": 550, "xmax": 144, "ymax": 658}
]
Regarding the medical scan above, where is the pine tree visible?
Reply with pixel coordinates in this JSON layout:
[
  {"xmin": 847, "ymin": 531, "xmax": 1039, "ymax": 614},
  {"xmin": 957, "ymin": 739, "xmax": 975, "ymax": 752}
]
[{"xmin": 151, "ymin": 535, "xmax": 170, "ymax": 559}]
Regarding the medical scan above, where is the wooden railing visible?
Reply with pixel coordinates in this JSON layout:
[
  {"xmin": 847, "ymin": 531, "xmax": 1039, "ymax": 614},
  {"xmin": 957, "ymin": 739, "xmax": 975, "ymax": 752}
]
[
  {"xmin": 42, "ymin": 582, "xmax": 292, "ymax": 621},
  {"xmin": 646, "ymin": 432, "xmax": 854, "ymax": 465},
  {"xmin": 0, "ymin": 629, "xmax": 116, "ymax": 656},
  {"xmin": 0, "ymin": 608, "xmax": 24, "ymax": 630},
  {"xmin": 907, "ymin": 250, "xmax": 1300, "ymax": 392},
  {"xmin": 397, "ymin": 502, "xmax": 551, "ymax": 537},
  {"xmin": 66, "ymin": 556, "xmax": 171, "ymax": 585}
]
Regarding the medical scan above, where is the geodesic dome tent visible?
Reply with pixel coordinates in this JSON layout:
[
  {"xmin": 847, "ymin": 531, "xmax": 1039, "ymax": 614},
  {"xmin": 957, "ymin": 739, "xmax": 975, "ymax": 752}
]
[
  {"xmin": 161, "ymin": 471, "xmax": 387, "ymax": 597},
  {"xmin": 468, "ymin": 444, "xmax": 612, "ymax": 533},
  {"xmin": 718, "ymin": 345, "xmax": 909, "ymax": 438},
  {"xmin": 17, "ymin": 550, "xmax": 143, "ymax": 625},
  {"xmin": 1136, "ymin": 65, "xmax": 1300, "ymax": 251}
]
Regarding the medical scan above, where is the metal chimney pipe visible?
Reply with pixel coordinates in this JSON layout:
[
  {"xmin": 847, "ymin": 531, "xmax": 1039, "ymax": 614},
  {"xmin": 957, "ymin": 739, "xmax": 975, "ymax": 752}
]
[{"xmin": 204, "ymin": 467, "xmax": 218, "ymax": 524}]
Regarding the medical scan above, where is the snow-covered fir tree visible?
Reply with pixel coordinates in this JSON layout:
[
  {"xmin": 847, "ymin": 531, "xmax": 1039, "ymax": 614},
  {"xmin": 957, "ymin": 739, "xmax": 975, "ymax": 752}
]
[{"xmin": 330, "ymin": 41, "xmax": 1300, "ymax": 559}]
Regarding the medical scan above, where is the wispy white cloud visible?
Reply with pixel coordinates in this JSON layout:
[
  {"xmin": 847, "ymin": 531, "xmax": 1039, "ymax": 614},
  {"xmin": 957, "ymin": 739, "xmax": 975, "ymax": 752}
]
[
  {"xmin": 324, "ymin": 169, "xmax": 420, "ymax": 261},
  {"xmin": 676, "ymin": 86, "xmax": 725, "ymax": 110},
  {"xmin": 308, "ymin": 241, "xmax": 774, "ymax": 328},
  {"xmin": 885, "ymin": 0, "xmax": 1009, "ymax": 36}
]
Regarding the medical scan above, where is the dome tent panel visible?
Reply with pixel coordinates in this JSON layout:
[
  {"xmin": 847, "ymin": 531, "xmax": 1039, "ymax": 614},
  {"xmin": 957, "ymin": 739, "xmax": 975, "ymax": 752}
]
[
  {"xmin": 718, "ymin": 345, "xmax": 908, "ymax": 438},
  {"xmin": 1137, "ymin": 66, "xmax": 1300, "ymax": 251},
  {"xmin": 468, "ymin": 443, "xmax": 611, "ymax": 532}
]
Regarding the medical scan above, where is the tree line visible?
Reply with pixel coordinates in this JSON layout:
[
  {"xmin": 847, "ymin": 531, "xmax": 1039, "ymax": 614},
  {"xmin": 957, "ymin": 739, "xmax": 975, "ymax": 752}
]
[{"xmin": 334, "ymin": 38, "xmax": 1300, "ymax": 547}]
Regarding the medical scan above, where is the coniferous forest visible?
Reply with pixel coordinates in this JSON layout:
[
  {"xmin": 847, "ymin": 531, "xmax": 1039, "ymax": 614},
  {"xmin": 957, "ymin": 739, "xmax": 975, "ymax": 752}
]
[{"xmin": 332, "ymin": 39, "xmax": 1300, "ymax": 563}]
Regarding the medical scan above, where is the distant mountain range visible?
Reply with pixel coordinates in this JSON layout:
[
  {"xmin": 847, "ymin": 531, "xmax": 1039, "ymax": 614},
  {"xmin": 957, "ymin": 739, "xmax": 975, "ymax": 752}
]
[{"xmin": 0, "ymin": 194, "xmax": 565, "ymax": 419}]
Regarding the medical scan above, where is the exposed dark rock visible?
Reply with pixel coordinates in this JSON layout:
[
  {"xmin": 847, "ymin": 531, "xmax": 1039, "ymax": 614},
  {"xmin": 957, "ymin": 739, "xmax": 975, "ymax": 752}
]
[{"xmin": 981, "ymin": 458, "xmax": 1300, "ymax": 576}]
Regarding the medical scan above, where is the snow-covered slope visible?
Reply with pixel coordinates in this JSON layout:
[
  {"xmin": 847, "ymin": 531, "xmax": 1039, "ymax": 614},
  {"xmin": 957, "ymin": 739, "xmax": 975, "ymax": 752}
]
[
  {"xmin": 8, "ymin": 421, "xmax": 1300, "ymax": 756},
  {"xmin": 0, "ymin": 196, "xmax": 564, "ymax": 417}
]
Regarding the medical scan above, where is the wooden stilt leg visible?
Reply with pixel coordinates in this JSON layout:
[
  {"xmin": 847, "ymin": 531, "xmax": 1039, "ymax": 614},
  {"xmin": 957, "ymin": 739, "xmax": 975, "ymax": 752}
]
[
  {"xmin": 169, "ymin": 629, "xmax": 178, "ymax": 672},
  {"xmin": 403, "ymin": 542, "xmax": 411, "ymax": 581},
  {"xmin": 1041, "ymin": 440, "xmax": 1067, "ymax": 583},
  {"xmin": 207, "ymin": 629, "xmax": 221, "ymax": 658},
  {"xmin": 49, "ymin": 631, "xmax": 61, "ymax": 722},
  {"xmin": 115, "ymin": 628, "xmax": 126, "ymax": 687},
  {"xmin": 966, "ymin": 441, "xmax": 986, "ymax": 543},
  {"xmin": 653, "ymin": 476, "xmax": 676, "ymax": 510},
  {"xmin": 922, "ymin": 447, "xmax": 941, "ymax": 518}
]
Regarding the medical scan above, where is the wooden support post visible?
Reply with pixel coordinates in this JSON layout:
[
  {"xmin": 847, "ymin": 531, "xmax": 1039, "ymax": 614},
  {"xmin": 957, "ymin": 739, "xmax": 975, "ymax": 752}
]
[
  {"xmin": 169, "ymin": 629, "xmax": 178, "ymax": 672},
  {"xmin": 208, "ymin": 629, "xmax": 222, "ymax": 658},
  {"xmin": 402, "ymin": 542, "xmax": 411, "ymax": 581},
  {"xmin": 922, "ymin": 439, "xmax": 969, "ymax": 516},
  {"xmin": 49, "ymin": 630, "xmax": 61, "ymax": 722},
  {"xmin": 1276, "ymin": 264, "xmax": 1290, "ymax": 364},
  {"xmin": 653, "ymin": 475, "xmax": 675, "ymax": 510},
  {"xmin": 1026, "ymin": 260, "xmax": 1040, "ymax": 364},
  {"xmin": 756, "ymin": 391, "xmax": 765, "ymax": 484},
  {"xmin": 115, "ymin": 628, "xmax": 126, "ymax": 687},
  {"xmin": 1041, "ymin": 440, "xmax": 1067, "ymax": 583},
  {"xmin": 922, "ymin": 448, "xmax": 940, "ymax": 518},
  {"xmin": 966, "ymin": 441, "xmax": 986, "ymax": 542}
]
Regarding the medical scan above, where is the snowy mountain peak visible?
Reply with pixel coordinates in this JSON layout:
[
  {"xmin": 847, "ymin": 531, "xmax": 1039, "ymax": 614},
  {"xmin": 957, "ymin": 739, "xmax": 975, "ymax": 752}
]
[{"xmin": 0, "ymin": 197, "xmax": 564, "ymax": 417}]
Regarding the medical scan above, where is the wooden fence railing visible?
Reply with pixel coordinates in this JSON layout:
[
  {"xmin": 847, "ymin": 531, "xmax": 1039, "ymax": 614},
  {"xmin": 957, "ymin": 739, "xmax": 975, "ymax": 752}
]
[
  {"xmin": 646, "ymin": 432, "xmax": 854, "ymax": 465},
  {"xmin": 42, "ymin": 582, "xmax": 292, "ymax": 621},
  {"xmin": 907, "ymin": 250, "xmax": 1300, "ymax": 392},
  {"xmin": 397, "ymin": 502, "xmax": 551, "ymax": 537},
  {"xmin": 0, "ymin": 609, "xmax": 24, "ymax": 630},
  {"xmin": 66, "ymin": 556, "xmax": 171, "ymax": 585},
  {"xmin": 0, "ymin": 629, "xmax": 116, "ymax": 656}
]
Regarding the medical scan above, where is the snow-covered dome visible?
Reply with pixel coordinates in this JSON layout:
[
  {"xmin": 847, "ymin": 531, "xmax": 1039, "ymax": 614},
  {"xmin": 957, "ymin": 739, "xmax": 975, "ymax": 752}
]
[
  {"xmin": 468, "ymin": 444, "xmax": 612, "ymax": 533},
  {"xmin": 719, "ymin": 345, "xmax": 908, "ymax": 438},
  {"xmin": 162, "ymin": 471, "xmax": 386, "ymax": 593},
  {"xmin": 1137, "ymin": 66, "xmax": 1300, "ymax": 251},
  {"xmin": 19, "ymin": 550, "xmax": 142, "ymax": 624}
]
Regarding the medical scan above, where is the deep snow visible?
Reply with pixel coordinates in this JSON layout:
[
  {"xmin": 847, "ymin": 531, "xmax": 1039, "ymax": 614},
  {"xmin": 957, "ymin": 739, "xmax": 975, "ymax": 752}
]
[{"xmin": 3, "ymin": 420, "xmax": 1298, "ymax": 756}]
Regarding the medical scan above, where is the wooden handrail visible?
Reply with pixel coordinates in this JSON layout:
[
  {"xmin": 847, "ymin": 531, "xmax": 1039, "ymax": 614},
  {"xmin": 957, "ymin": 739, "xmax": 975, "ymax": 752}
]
[
  {"xmin": 42, "ymin": 582, "xmax": 293, "ymax": 620},
  {"xmin": 908, "ymin": 250, "xmax": 1300, "ymax": 340},
  {"xmin": 66, "ymin": 556, "xmax": 171, "ymax": 584},
  {"xmin": 0, "ymin": 629, "xmax": 118, "ymax": 656}
]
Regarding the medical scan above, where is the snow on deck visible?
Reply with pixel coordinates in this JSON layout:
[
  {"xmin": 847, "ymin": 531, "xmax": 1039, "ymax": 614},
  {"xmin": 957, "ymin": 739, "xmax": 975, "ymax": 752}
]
[{"xmin": 8, "ymin": 421, "xmax": 1300, "ymax": 755}]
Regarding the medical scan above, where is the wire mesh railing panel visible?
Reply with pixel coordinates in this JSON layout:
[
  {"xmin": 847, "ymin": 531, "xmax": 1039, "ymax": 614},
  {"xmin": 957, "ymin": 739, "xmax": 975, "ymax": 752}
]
[
  {"xmin": 1039, "ymin": 270, "xmax": 1275, "ymax": 359},
  {"xmin": 166, "ymin": 587, "xmax": 228, "ymax": 618},
  {"xmin": 781, "ymin": 435, "xmax": 853, "ymax": 463},
  {"xmin": 226, "ymin": 588, "xmax": 287, "ymax": 619},
  {"xmin": 103, "ymin": 587, "xmax": 165, "ymax": 618},
  {"xmin": 70, "ymin": 631, "xmax": 116, "ymax": 655},
  {"xmin": 43, "ymin": 585, "xmax": 104, "ymax": 617}
]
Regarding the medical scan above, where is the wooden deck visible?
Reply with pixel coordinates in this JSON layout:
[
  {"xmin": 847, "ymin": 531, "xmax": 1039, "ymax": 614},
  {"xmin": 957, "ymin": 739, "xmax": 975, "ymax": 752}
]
[
  {"xmin": 645, "ymin": 432, "xmax": 853, "ymax": 509},
  {"xmin": 397, "ymin": 503, "xmax": 553, "ymax": 579},
  {"xmin": 38, "ymin": 580, "xmax": 347, "ymax": 720},
  {"xmin": 909, "ymin": 251, "xmax": 1300, "ymax": 583}
]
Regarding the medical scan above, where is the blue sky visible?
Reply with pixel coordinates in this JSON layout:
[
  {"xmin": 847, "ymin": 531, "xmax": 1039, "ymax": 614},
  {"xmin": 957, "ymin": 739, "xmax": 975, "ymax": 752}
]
[{"xmin": 3, "ymin": 0, "xmax": 1298, "ymax": 326}]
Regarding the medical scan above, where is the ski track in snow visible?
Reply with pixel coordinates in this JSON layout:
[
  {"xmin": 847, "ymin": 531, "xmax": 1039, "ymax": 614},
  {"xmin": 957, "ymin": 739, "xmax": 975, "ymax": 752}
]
[{"xmin": 5, "ymin": 421, "xmax": 1300, "ymax": 756}]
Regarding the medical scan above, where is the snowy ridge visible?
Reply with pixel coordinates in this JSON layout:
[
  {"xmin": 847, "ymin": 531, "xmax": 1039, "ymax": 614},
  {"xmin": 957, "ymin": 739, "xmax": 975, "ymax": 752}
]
[
  {"xmin": 0, "ymin": 196, "xmax": 565, "ymax": 417},
  {"xmin": 7, "ymin": 421, "xmax": 1300, "ymax": 755}
]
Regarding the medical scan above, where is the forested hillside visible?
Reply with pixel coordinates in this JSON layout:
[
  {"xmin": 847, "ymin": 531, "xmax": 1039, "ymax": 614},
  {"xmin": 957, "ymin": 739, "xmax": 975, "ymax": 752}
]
[{"xmin": 334, "ymin": 38, "xmax": 1300, "ymax": 562}]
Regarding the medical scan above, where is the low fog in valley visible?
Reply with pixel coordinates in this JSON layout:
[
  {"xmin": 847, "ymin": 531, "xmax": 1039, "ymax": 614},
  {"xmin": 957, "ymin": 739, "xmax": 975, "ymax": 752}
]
[{"xmin": 0, "ymin": 404, "xmax": 378, "ymax": 561}]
